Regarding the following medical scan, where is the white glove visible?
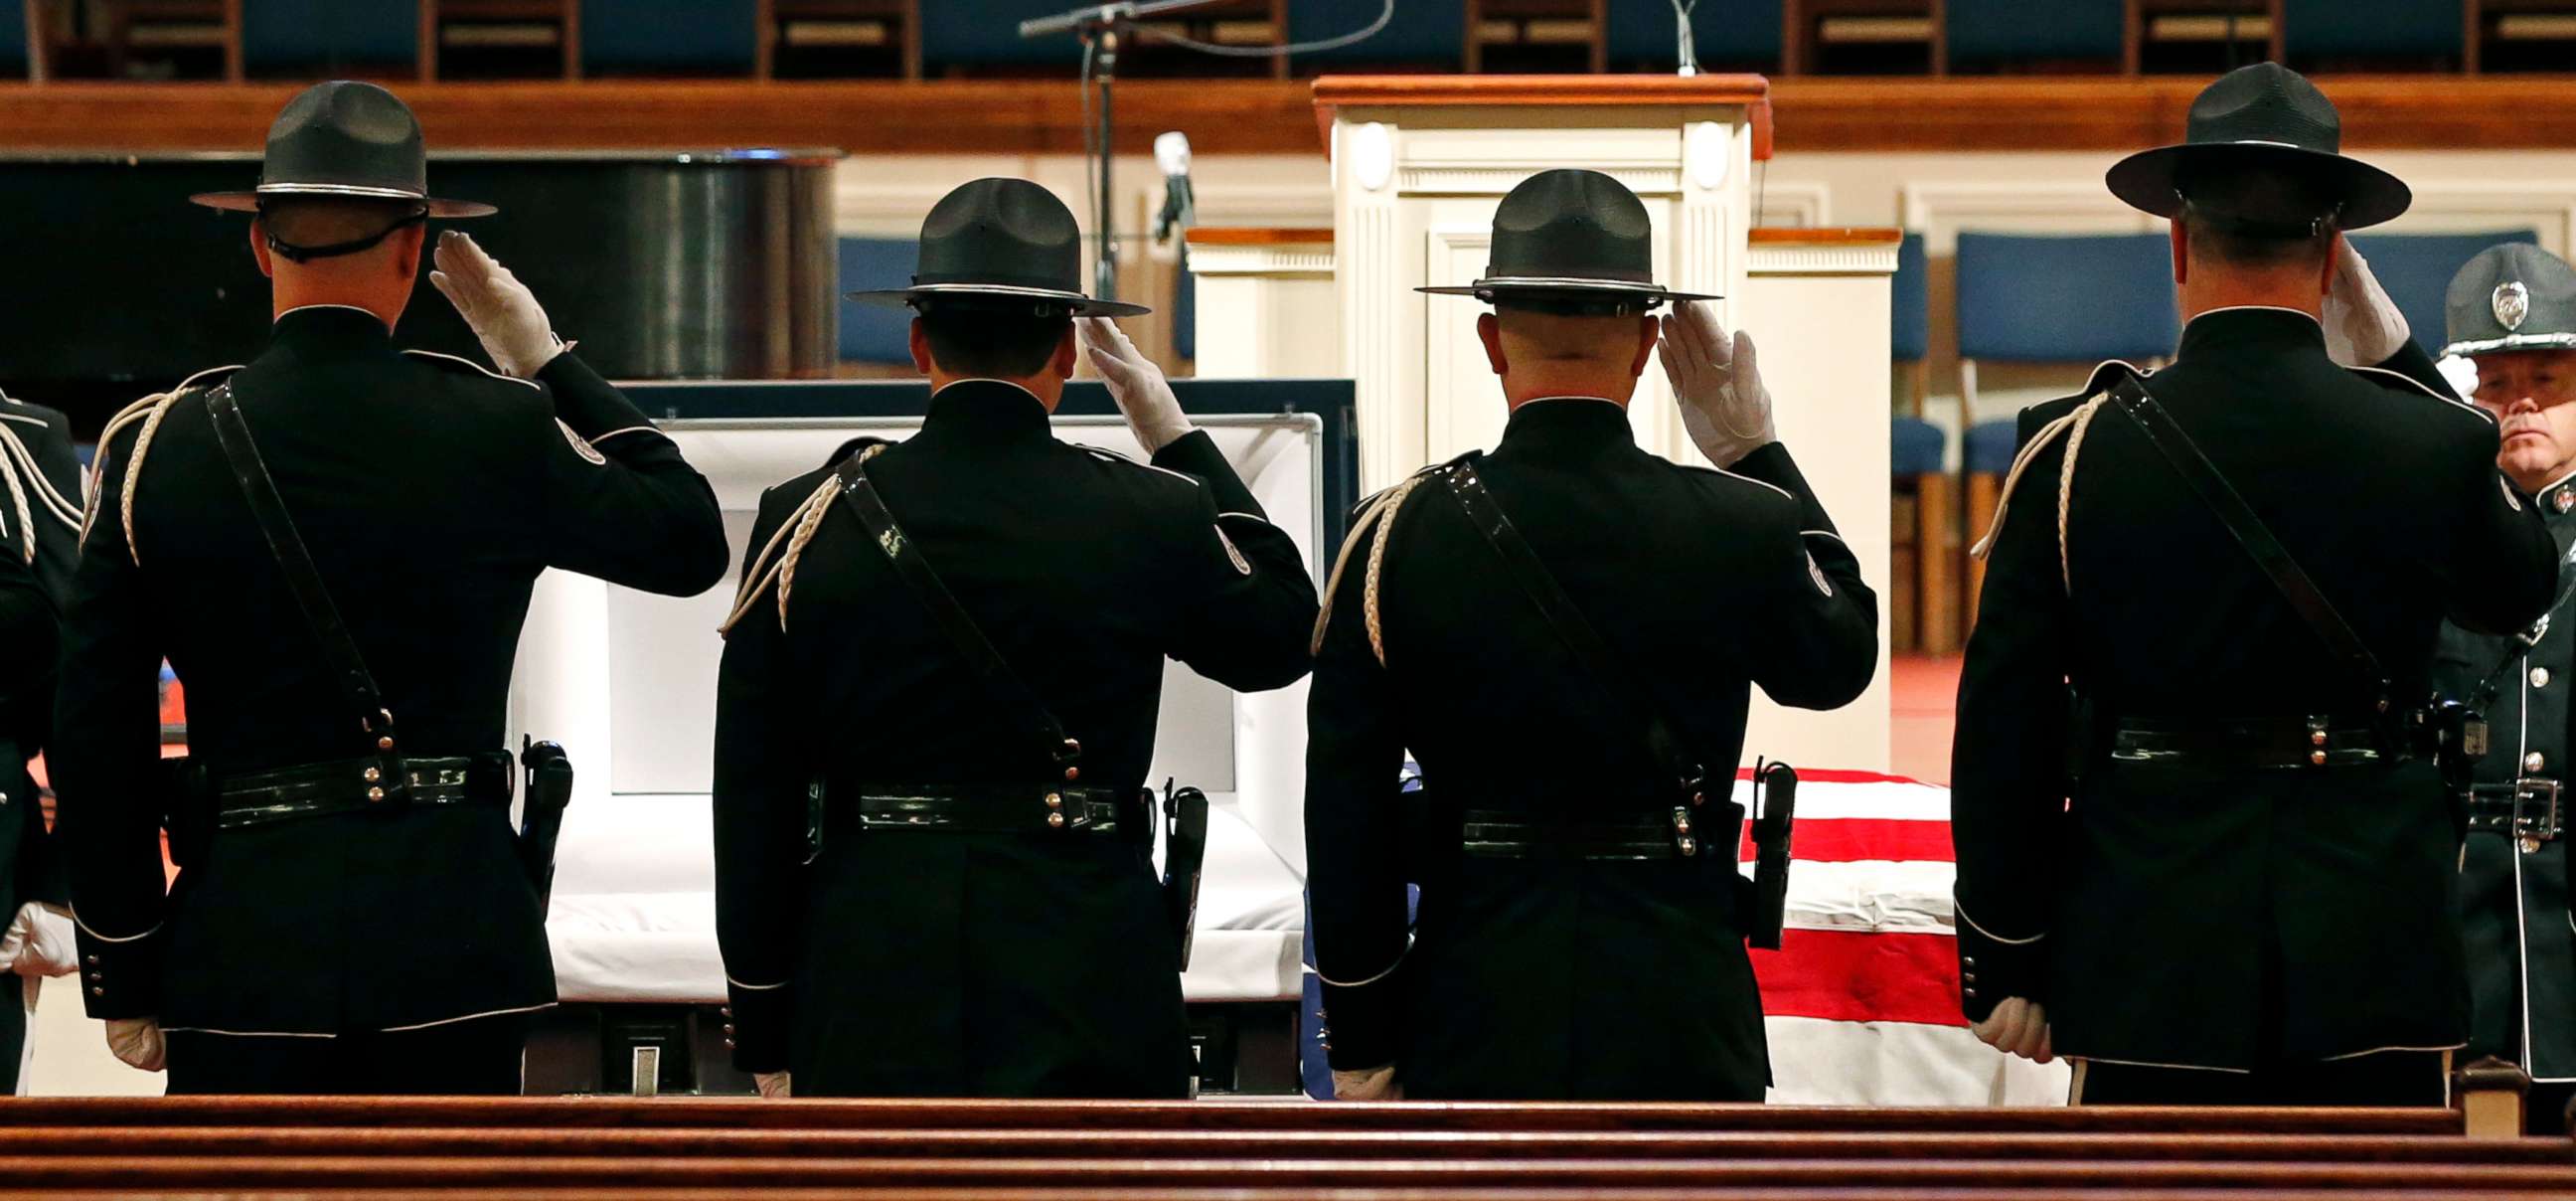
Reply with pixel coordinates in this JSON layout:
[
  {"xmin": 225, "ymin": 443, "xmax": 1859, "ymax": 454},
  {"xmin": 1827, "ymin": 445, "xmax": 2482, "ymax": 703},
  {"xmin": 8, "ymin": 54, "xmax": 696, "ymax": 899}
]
[
  {"xmin": 428, "ymin": 231, "xmax": 567, "ymax": 379},
  {"xmin": 1970, "ymin": 996, "xmax": 2054, "ymax": 1064},
  {"xmin": 105, "ymin": 1016, "xmax": 165, "ymax": 1073},
  {"xmin": 2438, "ymin": 354, "xmax": 2481, "ymax": 401},
  {"xmin": 0, "ymin": 904, "xmax": 74, "ymax": 978},
  {"xmin": 754, "ymin": 1071, "xmax": 791, "ymax": 1100},
  {"xmin": 2322, "ymin": 243, "xmax": 2410, "ymax": 367},
  {"xmin": 1077, "ymin": 317, "xmax": 1194, "ymax": 453},
  {"xmin": 1658, "ymin": 302, "xmax": 1776, "ymax": 468},
  {"xmin": 1330, "ymin": 1064, "xmax": 1401, "ymax": 1101}
]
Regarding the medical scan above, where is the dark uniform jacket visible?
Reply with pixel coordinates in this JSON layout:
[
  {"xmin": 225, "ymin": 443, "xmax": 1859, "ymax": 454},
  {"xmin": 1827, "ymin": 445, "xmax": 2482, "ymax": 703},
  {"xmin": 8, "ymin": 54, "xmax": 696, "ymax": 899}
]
[
  {"xmin": 1953, "ymin": 306, "xmax": 2559, "ymax": 1072},
  {"xmin": 0, "ymin": 398, "xmax": 83, "ymax": 926},
  {"xmin": 2434, "ymin": 469, "xmax": 2576, "ymax": 1084},
  {"xmin": 1305, "ymin": 398, "xmax": 1878, "ymax": 1101},
  {"xmin": 714, "ymin": 380, "xmax": 1317, "ymax": 1098},
  {"xmin": 55, "ymin": 304, "xmax": 728, "ymax": 1037}
]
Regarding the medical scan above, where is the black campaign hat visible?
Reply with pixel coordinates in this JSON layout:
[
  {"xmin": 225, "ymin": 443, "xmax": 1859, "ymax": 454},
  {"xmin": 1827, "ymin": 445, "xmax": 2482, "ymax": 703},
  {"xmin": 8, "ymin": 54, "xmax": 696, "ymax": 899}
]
[
  {"xmin": 845, "ymin": 177, "xmax": 1149, "ymax": 317},
  {"xmin": 1418, "ymin": 169, "xmax": 1719, "ymax": 306},
  {"xmin": 2445, "ymin": 243, "xmax": 2576, "ymax": 358},
  {"xmin": 2105, "ymin": 63, "xmax": 2409, "ymax": 232},
  {"xmin": 191, "ymin": 81, "xmax": 494, "ymax": 219}
]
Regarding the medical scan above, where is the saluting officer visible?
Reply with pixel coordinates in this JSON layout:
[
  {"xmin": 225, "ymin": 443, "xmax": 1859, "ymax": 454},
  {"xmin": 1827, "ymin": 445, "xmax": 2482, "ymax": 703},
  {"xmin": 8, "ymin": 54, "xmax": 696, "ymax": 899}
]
[
  {"xmin": 0, "ymin": 395, "xmax": 88, "ymax": 1090},
  {"xmin": 52, "ymin": 82, "xmax": 729, "ymax": 1095},
  {"xmin": 713, "ymin": 178, "xmax": 1317, "ymax": 1100},
  {"xmin": 1304, "ymin": 169, "xmax": 1879, "ymax": 1102},
  {"xmin": 2432, "ymin": 243, "xmax": 2576, "ymax": 1128},
  {"xmin": 1952, "ymin": 65, "xmax": 2561, "ymax": 1106}
]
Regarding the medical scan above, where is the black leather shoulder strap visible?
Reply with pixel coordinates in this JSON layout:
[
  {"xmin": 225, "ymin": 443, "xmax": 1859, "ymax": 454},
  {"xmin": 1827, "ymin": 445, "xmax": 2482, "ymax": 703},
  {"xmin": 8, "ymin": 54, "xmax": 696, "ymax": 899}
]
[
  {"xmin": 203, "ymin": 383, "xmax": 397, "ymax": 745},
  {"xmin": 1435, "ymin": 457, "xmax": 1707, "ymax": 798},
  {"xmin": 832, "ymin": 450, "xmax": 1081, "ymax": 769},
  {"xmin": 2106, "ymin": 376, "xmax": 2392, "ymax": 707}
]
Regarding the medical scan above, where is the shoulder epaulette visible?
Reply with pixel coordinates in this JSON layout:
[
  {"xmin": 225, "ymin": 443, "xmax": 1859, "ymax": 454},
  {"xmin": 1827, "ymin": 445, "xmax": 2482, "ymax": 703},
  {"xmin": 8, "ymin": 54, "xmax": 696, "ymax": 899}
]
[
  {"xmin": 402, "ymin": 349, "xmax": 541, "ymax": 391},
  {"xmin": 2345, "ymin": 363, "xmax": 2492, "ymax": 423},
  {"xmin": 1311, "ymin": 453, "xmax": 1469, "ymax": 663},
  {"xmin": 1079, "ymin": 443, "xmax": 1203, "ymax": 488},
  {"xmin": 86, "ymin": 366, "xmax": 242, "ymax": 563}
]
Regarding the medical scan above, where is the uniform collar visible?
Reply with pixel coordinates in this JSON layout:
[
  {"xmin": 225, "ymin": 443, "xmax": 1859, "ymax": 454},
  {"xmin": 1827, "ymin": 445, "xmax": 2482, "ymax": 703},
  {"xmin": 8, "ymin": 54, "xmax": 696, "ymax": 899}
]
[
  {"xmin": 267, "ymin": 304, "xmax": 398, "ymax": 361},
  {"xmin": 2175, "ymin": 305, "xmax": 2327, "ymax": 363},
  {"xmin": 920, "ymin": 379, "xmax": 1053, "ymax": 444},
  {"xmin": 1494, "ymin": 396, "xmax": 1634, "ymax": 461},
  {"xmin": 2539, "ymin": 465, "xmax": 2576, "ymax": 517}
]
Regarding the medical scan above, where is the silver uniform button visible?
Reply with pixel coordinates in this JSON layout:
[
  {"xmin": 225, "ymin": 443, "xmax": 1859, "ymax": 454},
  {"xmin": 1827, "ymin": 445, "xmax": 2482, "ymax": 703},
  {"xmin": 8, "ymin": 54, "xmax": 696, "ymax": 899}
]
[
  {"xmin": 2536, "ymin": 668, "xmax": 2553, "ymax": 689},
  {"xmin": 2527, "ymin": 751, "xmax": 2548, "ymax": 774}
]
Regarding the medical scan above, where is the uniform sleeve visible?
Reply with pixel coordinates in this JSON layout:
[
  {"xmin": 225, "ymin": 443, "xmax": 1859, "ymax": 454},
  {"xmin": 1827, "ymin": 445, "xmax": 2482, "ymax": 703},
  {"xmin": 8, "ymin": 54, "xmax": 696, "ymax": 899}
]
[
  {"xmin": 49, "ymin": 427, "xmax": 170, "ymax": 1020},
  {"xmin": 1724, "ymin": 442, "xmax": 1880, "ymax": 710},
  {"xmin": 20, "ymin": 409, "xmax": 87, "ymax": 606},
  {"xmin": 1946, "ymin": 435, "xmax": 2071, "ymax": 1024},
  {"xmin": 1149, "ymin": 430, "xmax": 1319, "ymax": 693},
  {"xmin": 1302, "ymin": 510, "xmax": 1411, "ymax": 1073},
  {"xmin": 2433, "ymin": 415, "xmax": 2561, "ymax": 636},
  {"xmin": 712, "ymin": 487, "xmax": 806, "ymax": 1074},
  {"xmin": 0, "ymin": 509, "xmax": 64, "ymax": 910},
  {"xmin": 531, "ymin": 352, "xmax": 731, "ymax": 599}
]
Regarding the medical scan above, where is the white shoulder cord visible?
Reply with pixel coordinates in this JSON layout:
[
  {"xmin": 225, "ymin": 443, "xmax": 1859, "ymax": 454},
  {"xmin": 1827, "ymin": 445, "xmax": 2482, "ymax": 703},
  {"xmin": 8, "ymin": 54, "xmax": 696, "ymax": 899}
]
[
  {"xmin": 2054, "ymin": 399, "xmax": 2109, "ymax": 595},
  {"xmin": 80, "ymin": 392, "xmax": 174, "ymax": 559},
  {"xmin": 0, "ymin": 423, "xmax": 80, "ymax": 531},
  {"xmin": 1309, "ymin": 472, "xmax": 1427, "ymax": 664},
  {"xmin": 717, "ymin": 444, "xmax": 886, "ymax": 638}
]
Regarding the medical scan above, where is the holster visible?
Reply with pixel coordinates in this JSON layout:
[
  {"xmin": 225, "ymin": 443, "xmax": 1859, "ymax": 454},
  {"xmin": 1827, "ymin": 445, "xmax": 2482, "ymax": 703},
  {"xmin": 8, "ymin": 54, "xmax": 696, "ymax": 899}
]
[
  {"xmin": 159, "ymin": 756, "xmax": 214, "ymax": 871},
  {"xmin": 1742, "ymin": 761, "xmax": 1798, "ymax": 951},
  {"xmin": 519, "ymin": 740, "xmax": 574, "ymax": 914},
  {"xmin": 1160, "ymin": 779, "xmax": 1209, "ymax": 970},
  {"xmin": 2433, "ymin": 698, "xmax": 2489, "ymax": 845}
]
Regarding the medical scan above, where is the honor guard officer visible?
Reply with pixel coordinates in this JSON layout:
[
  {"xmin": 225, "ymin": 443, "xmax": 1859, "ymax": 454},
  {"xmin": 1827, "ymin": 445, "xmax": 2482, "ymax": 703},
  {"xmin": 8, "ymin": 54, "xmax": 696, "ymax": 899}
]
[
  {"xmin": 1304, "ymin": 170, "xmax": 1878, "ymax": 1103},
  {"xmin": 713, "ymin": 178, "xmax": 1317, "ymax": 1100},
  {"xmin": 1952, "ymin": 64, "xmax": 2561, "ymax": 1107},
  {"xmin": 0, "ymin": 396, "xmax": 90, "ymax": 1089},
  {"xmin": 2433, "ymin": 243, "xmax": 2576, "ymax": 1128},
  {"xmin": 52, "ymin": 82, "xmax": 730, "ymax": 1095}
]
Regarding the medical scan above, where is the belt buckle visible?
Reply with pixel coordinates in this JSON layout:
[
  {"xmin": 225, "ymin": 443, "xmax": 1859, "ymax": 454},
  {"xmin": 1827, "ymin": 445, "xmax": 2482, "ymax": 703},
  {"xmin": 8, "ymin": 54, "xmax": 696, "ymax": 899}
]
[{"xmin": 2514, "ymin": 778, "xmax": 2563, "ymax": 852}]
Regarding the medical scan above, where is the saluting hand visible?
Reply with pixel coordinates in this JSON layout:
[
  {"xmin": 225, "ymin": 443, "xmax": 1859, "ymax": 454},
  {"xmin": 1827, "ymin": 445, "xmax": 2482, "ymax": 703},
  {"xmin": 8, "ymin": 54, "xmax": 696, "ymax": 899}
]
[
  {"xmin": 1077, "ymin": 317, "xmax": 1195, "ymax": 454},
  {"xmin": 2322, "ymin": 243, "xmax": 2410, "ymax": 368},
  {"xmin": 1658, "ymin": 301, "xmax": 1776, "ymax": 469},
  {"xmin": 1970, "ymin": 996, "xmax": 2053, "ymax": 1065},
  {"xmin": 428, "ymin": 231, "xmax": 567, "ymax": 380}
]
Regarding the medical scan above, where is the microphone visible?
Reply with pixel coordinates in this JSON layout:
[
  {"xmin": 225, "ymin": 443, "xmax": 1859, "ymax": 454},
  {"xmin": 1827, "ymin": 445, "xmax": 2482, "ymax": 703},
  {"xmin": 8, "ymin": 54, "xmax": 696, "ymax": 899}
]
[
  {"xmin": 1019, "ymin": 3, "xmax": 1131, "ymax": 40},
  {"xmin": 1153, "ymin": 131, "xmax": 1196, "ymax": 245}
]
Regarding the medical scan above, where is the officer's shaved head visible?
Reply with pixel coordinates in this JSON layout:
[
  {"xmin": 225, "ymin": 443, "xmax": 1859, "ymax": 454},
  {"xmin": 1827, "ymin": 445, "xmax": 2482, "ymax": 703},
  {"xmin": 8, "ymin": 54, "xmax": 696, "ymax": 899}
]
[
  {"xmin": 2177, "ymin": 167, "xmax": 2336, "ymax": 271},
  {"xmin": 1478, "ymin": 298, "xmax": 1661, "ymax": 410}
]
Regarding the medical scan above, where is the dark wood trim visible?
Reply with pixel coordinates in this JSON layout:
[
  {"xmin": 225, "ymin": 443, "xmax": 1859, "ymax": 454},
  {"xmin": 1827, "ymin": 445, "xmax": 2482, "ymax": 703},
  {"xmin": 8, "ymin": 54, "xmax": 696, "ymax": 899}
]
[
  {"xmin": 1750, "ymin": 226, "xmax": 1904, "ymax": 246},
  {"xmin": 8, "ymin": 76, "xmax": 2576, "ymax": 157},
  {"xmin": 1312, "ymin": 73, "xmax": 1773, "ymax": 110},
  {"xmin": 1185, "ymin": 227, "xmax": 1334, "ymax": 246}
]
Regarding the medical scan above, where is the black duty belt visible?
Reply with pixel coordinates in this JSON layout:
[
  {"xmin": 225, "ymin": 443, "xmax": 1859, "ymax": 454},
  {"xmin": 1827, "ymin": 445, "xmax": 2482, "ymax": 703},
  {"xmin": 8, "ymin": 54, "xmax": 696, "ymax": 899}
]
[
  {"xmin": 2469, "ymin": 779, "xmax": 2564, "ymax": 843},
  {"xmin": 2109, "ymin": 716, "xmax": 2411, "ymax": 771},
  {"xmin": 830, "ymin": 784, "xmax": 1129, "ymax": 834},
  {"xmin": 217, "ymin": 753, "xmax": 512, "ymax": 829},
  {"xmin": 1462, "ymin": 806, "xmax": 1722, "ymax": 861}
]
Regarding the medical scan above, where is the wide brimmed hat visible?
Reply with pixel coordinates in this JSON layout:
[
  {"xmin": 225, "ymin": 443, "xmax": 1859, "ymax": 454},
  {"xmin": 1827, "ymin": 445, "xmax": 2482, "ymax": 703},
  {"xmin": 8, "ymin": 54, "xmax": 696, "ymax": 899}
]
[
  {"xmin": 191, "ymin": 81, "xmax": 494, "ymax": 219},
  {"xmin": 1419, "ymin": 169, "xmax": 1720, "ymax": 306},
  {"xmin": 2106, "ymin": 63, "xmax": 2409, "ymax": 232},
  {"xmin": 845, "ymin": 177, "xmax": 1149, "ymax": 317},
  {"xmin": 2445, "ymin": 243, "xmax": 2576, "ymax": 358}
]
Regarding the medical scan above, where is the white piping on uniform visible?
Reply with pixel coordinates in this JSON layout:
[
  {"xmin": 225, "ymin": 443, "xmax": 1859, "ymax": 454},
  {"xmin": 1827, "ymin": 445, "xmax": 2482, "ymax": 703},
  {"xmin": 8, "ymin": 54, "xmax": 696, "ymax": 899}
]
[
  {"xmin": 726, "ymin": 975, "xmax": 790, "ymax": 991},
  {"xmin": 159, "ymin": 1026, "xmax": 335, "ymax": 1039},
  {"xmin": 380, "ymin": 1001, "xmax": 556, "ymax": 1033},
  {"xmin": 1955, "ymin": 899, "xmax": 2045, "ymax": 944},
  {"xmin": 1316, "ymin": 941, "xmax": 1410, "ymax": 989},
  {"xmin": 2186, "ymin": 304, "xmax": 2321, "ymax": 326},
  {"xmin": 1712, "ymin": 467, "xmax": 1793, "ymax": 502},
  {"xmin": 1799, "ymin": 530, "xmax": 1847, "ymax": 545},
  {"xmin": 276, "ymin": 303, "xmax": 383, "ymax": 322},
  {"xmin": 2516, "ymin": 668, "xmax": 2537, "ymax": 1077},
  {"xmin": 1081, "ymin": 445, "xmax": 1203, "ymax": 487},
  {"xmin": 1215, "ymin": 511, "xmax": 1277, "ymax": 526},
  {"xmin": 588, "ymin": 426, "xmax": 661, "ymax": 443},
  {"xmin": 2318, "ymin": 1042, "xmax": 2467, "ymax": 1062},
  {"xmin": 2072, "ymin": 1054, "xmax": 2251, "ymax": 1074},
  {"xmin": 71, "ymin": 915, "xmax": 159, "ymax": 944},
  {"xmin": 401, "ymin": 349, "xmax": 540, "ymax": 392},
  {"xmin": 2349, "ymin": 364, "xmax": 2489, "ymax": 421}
]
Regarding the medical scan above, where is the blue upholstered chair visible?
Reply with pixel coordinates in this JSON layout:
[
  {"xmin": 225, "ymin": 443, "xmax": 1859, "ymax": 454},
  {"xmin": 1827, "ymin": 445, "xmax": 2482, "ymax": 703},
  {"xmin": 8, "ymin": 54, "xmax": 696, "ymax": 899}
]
[
  {"xmin": 1888, "ymin": 233, "xmax": 1959, "ymax": 652},
  {"xmin": 837, "ymin": 237, "xmax": 920, "ymax": 371},
  {"xmin": 1953, "ymin": 232, "xmax": 2177, "ymax": 623},
  {"xmin": 1173, "ymin": 254, "xmax": 1197, "ymax": 365},
  {"xmin": 921, "ymin": 0, "xmax": 1086, "ymax": 74},
  {"xmin": 243, "ymin": 0, "xmax": 418, "ymax": 75},
  {"xmin": 1288, "ymin": 0, "xmax": 1463, "ymax": 70},
  {"xmin": 582, "ymin": 0, "xmax": 758, "ymax": 76},
  {"xmin": 1946, "ymin": 0, "xmax": 2120, "ymax": 71},
  {"xmin": 2345, "ymin": 230, "xmax": 2541, "ymax": 358},
  {"xmin": 2285, "ymin": 0, "xmax": 2464, "ymax": 67},
  {"xmin": 1606, "ymin": 0, "xmax": 1781, "ymax": 71},
  {"xmin": 1, "ymin": 0, "xmax": 29, "ymax": 78}
]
